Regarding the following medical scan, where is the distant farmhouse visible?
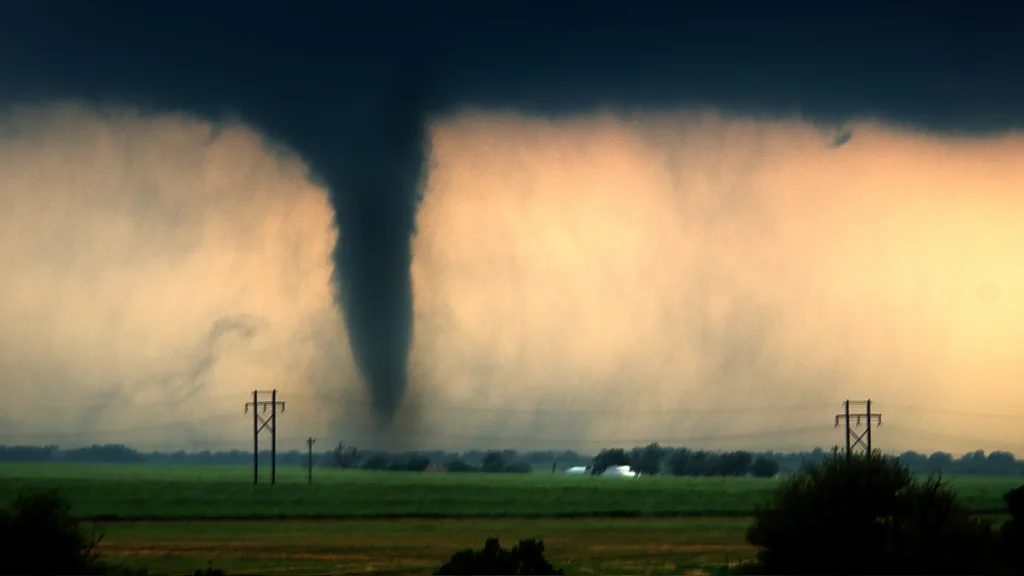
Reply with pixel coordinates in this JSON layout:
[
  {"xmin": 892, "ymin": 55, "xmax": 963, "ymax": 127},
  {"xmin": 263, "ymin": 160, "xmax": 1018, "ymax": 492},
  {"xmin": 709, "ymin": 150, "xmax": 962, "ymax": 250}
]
[{"xmin": 564, "ymin": 464, "xmax": 637, "ymax": 477}]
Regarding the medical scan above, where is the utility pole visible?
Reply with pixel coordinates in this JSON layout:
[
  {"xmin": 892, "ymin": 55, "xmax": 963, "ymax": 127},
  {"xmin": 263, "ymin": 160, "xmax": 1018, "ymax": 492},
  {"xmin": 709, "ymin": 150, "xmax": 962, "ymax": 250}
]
[
  {"xmin": 244, "ymin": 389, "xmax": 286, "ymax": 485},
  {"xmin": 834, "ymin": 399, "xmax": 882, "ymax": 460},
  {"xmin": 307, "ymin": 437, "xmax": 316, "ymax": 485}
]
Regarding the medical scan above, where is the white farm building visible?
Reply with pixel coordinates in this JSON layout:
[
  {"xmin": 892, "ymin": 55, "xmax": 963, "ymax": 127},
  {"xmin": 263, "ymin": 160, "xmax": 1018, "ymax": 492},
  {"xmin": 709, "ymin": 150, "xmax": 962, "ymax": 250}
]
[{"xmin": 563, "ymin": 465, "xmax": 637, "ymax": 477}]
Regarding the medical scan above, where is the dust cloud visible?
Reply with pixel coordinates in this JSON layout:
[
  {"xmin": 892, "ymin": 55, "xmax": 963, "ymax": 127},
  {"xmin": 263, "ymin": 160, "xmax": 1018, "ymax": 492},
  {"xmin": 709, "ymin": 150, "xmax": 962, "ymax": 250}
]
[
  {"xmin": 0, "ymin": 103, "xmax": 356, "ymax": 450},
  {"xmin": 407, "ymin": 111, "xmax": 1024, "ymax": 455},
  {"xmin": 2, "ymin": 104, "xmax": 1022, "ymax": 455}
]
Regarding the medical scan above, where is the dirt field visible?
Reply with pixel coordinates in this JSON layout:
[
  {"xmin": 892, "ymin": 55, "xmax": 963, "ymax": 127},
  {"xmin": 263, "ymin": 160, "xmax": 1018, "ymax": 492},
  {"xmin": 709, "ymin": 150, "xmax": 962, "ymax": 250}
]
[{"xmin": 95, "ymin": 517, "xmax": 756, "ymax": 575}]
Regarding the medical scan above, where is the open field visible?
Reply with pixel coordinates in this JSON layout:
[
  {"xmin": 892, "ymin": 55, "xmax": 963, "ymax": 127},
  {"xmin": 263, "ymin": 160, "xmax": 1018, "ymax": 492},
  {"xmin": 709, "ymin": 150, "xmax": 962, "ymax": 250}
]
[
  {"xmin": 0, "ymin": 463, "xmax": 1020, "ymax": 519},
  {"xmin": 2, "ymin": 463, "xmax": 1020, "ymax": 574},
  {"xmin": 96, "ymin": 517, "xmax": 756, "ymax": 575}
]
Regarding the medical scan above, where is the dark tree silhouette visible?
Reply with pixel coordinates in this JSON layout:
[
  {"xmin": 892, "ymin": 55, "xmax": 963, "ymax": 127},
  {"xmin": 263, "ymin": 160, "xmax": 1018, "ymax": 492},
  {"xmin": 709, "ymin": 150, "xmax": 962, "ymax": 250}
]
[
  {"xmin": 361, "ymin": 455, "xmax": 390, "ymax": 470},
  {"xmin": 330, "ymin": 442, "xmax": 361, "ymax": 468},
  {"xmin": 435, "ymin": 538, "xmax": 564, "ymax": 575},
  {"xmin": 445, "ymin": 459, "xmax": 476, "ymax": 473},
  {"xmin": 748, "ymin": 452, "xmax": 997, "ymax": 575},
  {"xmin": 591, "ymin": 448, "xmax": 630, "ymax": 475},
  {"xmin": 503, "ymin": 461, "xmax": 533, "ymax": 474},
  {"xmin": 1001, "ymin": 485, "xmax": 1024, "ymax": 572},
  {"xmin": 751, "ymin": 455, "xmax": 780, "ymax": 477},
  {"xmin": 0, "ymin": 489, "xmax": 105, "ymax": 575},
  {"xmin": 388, "ymin": 456, "xmax": 430, "ymax": 472},
  {"xmin": 629, "ymin": 443, "xmax": 665, "ymax": 476},
  {"xmin": 481, "ymin": 451, "xmax": 507, "ymax": 473}
]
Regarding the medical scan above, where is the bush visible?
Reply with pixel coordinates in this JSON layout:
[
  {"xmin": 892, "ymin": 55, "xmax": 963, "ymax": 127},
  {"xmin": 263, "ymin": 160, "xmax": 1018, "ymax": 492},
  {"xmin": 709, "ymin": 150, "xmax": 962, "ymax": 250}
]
[
  {"xmin": 747, "ymin": 452, "xmax": 997, "ymax": 575},
  {"xmin": 1001, "ymin": 485, "xmax": 1024, "ymax": 572},
  {"xmin": 435, "ymin": 538, "xmax": 564, "ymax": 575},
  {"xmin": 0, "ymin": 489, "xmax": 107, "ymax": 575}
]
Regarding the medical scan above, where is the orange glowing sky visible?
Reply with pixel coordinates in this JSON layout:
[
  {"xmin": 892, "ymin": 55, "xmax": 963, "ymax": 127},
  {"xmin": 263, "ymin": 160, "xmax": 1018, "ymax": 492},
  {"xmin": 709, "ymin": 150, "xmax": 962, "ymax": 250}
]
[{"xmin": 1, "ymin": 103, "xmax": 1022, "ymax": 455}]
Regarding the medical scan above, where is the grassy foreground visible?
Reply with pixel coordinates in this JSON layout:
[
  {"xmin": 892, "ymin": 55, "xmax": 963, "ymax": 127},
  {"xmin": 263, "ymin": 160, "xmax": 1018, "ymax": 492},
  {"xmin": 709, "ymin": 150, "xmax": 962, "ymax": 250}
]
[{"xmin": 0, "ymin": 463, "xmax": 1019, "ymax": 519}]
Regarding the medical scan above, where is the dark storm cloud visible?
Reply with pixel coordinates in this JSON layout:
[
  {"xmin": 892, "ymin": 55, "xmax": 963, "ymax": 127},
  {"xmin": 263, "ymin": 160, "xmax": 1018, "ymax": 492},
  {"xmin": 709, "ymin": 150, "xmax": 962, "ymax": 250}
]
[{"xmin": 1, "ymin": 0, "xmax": 1021, "ymax": 423}]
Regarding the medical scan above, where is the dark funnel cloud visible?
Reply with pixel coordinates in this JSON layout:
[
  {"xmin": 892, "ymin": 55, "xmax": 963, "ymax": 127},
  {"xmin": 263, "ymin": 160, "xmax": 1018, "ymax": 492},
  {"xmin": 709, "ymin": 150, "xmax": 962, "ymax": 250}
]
[{"xmin": 1, "ymin": 0, "xmax": 1022, "ymax": 426}]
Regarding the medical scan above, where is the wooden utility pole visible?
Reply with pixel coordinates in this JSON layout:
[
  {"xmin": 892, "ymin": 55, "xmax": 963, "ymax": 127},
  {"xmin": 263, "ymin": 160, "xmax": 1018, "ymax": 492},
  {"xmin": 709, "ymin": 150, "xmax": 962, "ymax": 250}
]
[
  {"xmin": 834, "ymin": 399, "xmax": 882, "ymax": 459},
  {"xmin": 244, "ymin": 389, "xmax": 286, "ymax": 485},
  {"xmin": 307, "ymin": 437, "xmax": 316, "ymax": 485}
]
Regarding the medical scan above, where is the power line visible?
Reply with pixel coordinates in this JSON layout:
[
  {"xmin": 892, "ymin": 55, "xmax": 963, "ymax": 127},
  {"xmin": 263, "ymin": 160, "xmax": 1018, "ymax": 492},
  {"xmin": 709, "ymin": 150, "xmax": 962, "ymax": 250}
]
[
  {"xmin": 31, "ymin": 393, "xmax": 1024, "ymax": 420},
  {"xmin": 15, "ymin": 393, "xmax": 839, "ymax": 416},
  {"xmin": 887, "ymin": 404, "xmax": 1024, "ymax": 421}
]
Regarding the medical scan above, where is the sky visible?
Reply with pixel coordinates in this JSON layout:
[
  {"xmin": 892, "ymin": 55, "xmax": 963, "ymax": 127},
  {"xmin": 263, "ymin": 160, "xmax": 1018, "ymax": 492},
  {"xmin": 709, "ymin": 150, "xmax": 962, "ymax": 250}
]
[{"xmin": 0, "ymin": 1, "xmax": 1022, "ymax": 456}]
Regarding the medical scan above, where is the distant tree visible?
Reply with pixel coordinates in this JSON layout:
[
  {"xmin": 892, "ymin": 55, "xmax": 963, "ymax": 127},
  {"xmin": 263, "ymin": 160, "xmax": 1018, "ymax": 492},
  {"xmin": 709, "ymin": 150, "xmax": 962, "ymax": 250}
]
[
  {"xmin": 480, "ymin": 451, "xmax": 507, "ymax": 473},
  {"xmin": 751, "ymin": 456, "xmax": 780, "ymax": 478},
  {"xmin": 591, "ymin": 448, "xmax": 630, "ymax": 475},
  {"xmin": 960, "ymin": 450, "xmax": 988, "ymax": 474},
  {"xmin": 330, "ymin": 442, "xmax": 361, "ymax": 469},
  {"xmin": 0, "ymin": 444, "xmax": 58, "ymax": 462},
  {"xmin": 689, "ymin": 450, "xmax": 718, "ymax": 476},
  {"xmin": 62, "ymin": 444, "xmax": 145, "ymax": 464},
  {"xmin": 926, "ymin": 451, "xmax": 953, "ymax": 474},
  {"xmin": 445, "ymin": 459, "xmax": 476, "ymax": 473},
  {"xmin": 504, "ymin": 461, "xmax": 533, "ymax": 474},
  {"xmin": 361, "ymin": 455, "xmax": 390, "ymax": 470},
  {"xmin": 718, "ymin": 451, "xmax": 753, "ymax": 476},
  {"xmin": 987, "ymin": 451, "xmax": 1016, "ymax": 475},
  {"xmin": 389, "ymin": 456, "xmax": 430, "ymax": 472},
  {"xmin": 666, "ymin": 448, "xmax": 691, "ymax": 476},
  {"xmin": 630, "ymin": 443, "xmax": 666, "ymax": 476}
]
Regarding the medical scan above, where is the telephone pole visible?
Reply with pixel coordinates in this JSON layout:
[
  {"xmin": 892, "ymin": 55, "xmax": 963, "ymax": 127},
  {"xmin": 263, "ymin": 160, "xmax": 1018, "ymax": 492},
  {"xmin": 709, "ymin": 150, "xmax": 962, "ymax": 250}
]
[
  {"xmin": 834, "ymin": 399, "xmax": 882, "ymax": 460},
  {"xmin": 306, "ymin": 437, "xmax": 316, "ymax": 485},
  {"xmin": 244, "ymin": 389, "xmax": 286, "ymax": 485}
]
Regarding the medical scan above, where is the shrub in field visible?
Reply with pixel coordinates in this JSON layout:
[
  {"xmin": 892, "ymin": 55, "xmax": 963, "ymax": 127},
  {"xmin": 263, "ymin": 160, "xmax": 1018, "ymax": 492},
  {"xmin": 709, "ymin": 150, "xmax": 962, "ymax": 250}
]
[
  {"xmin": 747, "ymin": 452, "xmax": 998, "ymax": 575},
  {"xmin": 1001, "ymin": 484, "xmax": 1024, "ymax": 572},
  {"xmin": 435, "ymin": 538, "xmax": 564, "ymax": 575},
  {"xmin": 0, "ymin": 488, "xmax": 107, "ymax": 575},
  {"xmin": 191, "ymin": 562, "xmax": 227, "ymax": 576}
]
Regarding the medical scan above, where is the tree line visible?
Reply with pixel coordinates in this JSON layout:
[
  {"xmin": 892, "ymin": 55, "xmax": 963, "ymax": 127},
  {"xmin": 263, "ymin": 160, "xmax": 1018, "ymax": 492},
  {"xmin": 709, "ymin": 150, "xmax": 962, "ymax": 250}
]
[{"xmin": 2, "ymin": 443, "xmax": 1023, "ymax": 477}]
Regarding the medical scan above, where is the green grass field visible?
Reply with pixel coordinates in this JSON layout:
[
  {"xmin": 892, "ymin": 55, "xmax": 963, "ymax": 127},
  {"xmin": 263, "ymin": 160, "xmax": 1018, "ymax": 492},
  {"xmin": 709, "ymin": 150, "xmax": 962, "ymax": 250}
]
[
  {"xmin": 1, "ymin": 463, "xmax": 1019, "ymax": 519},
  {"xmin": 1, "ymin": 463, "xmax": 1020, "ymax": 575}
]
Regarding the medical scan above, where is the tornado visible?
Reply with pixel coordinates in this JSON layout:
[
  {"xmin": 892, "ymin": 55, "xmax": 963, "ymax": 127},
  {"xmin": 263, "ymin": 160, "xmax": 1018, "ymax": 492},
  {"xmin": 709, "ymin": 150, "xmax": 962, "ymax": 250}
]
[{"xmin": 314, "ymin": 65, "xmax": 431, "ymax": 424}]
